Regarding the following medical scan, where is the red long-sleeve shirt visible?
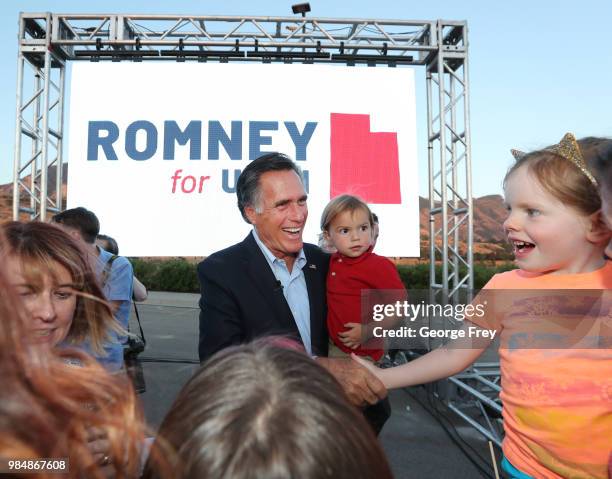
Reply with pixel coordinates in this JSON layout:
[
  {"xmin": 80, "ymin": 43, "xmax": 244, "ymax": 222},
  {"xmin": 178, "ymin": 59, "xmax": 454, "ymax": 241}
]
[{"xmin": 326, "ymin": 248, "xmax": 405, "ymax": 361}]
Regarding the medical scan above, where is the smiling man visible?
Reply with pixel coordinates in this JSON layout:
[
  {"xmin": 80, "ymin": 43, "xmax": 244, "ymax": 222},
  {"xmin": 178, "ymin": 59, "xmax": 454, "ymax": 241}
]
[{"xmin": 197, "ymin": 152, "xmax": 389, "ymax": 433}]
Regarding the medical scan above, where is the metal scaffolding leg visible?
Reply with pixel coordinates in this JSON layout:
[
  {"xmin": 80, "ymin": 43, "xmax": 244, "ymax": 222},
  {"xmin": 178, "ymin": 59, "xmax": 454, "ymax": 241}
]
[
  {"xmin": 424, "ymin": 21, "xmax": 500, "ymax": 448},
  {"xmin": 427, "ymin": 21, "xmax": 473, "ymax": 297},
  {"xmin": 13, "ymin": 13, "xmax": 66, "ymax": 221}
]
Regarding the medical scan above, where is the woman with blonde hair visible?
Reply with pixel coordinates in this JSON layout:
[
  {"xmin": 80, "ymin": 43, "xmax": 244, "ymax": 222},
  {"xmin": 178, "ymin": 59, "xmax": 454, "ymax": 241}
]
[
  {"xmin": 1, "ymin": 221, "xmax": 121, "ymax": 354},
  {"xmin": 0, "ymin": 242, "xmax": 147, "ymax": 478}
]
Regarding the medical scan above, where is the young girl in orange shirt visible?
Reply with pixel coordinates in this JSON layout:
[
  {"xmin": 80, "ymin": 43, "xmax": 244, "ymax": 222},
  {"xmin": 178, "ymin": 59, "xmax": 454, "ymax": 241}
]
[{"xmin": 355, "ymin": 134, "xmax": 612, "ymax": 479}]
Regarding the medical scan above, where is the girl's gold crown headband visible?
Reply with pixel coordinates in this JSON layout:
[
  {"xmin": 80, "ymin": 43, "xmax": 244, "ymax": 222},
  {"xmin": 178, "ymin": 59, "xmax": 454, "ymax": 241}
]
[{"xmin": 511, "ymin": 133, "xmax": 598, "ymax": 187}]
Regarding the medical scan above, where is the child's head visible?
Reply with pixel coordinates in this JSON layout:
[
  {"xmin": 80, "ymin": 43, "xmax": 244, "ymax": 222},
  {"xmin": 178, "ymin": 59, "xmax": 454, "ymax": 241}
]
[
  {"xmin": 503, "ymin": 133, "xmax": 611, "ymax": 275},
  {"xmin": 320, "ymin": 195, "xmax": 374, "ymax": 258}
]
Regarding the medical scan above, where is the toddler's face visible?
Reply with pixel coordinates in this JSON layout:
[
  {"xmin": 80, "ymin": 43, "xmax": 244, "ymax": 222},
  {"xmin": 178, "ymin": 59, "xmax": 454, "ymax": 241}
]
[
  {"xmin": 325, "ymin": 208, "xmax": 372, "ymax": 258},
  {"xmin": 503, "ymin": 165, "xmax": 598, "ymax": 275}
]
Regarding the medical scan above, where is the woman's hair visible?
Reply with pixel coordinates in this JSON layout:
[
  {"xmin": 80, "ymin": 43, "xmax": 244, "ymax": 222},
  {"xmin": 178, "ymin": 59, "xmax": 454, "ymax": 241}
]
[
  {"xmin": 320, "ymin": 194, "xmax": 374, "ymax": 232},
  {"xmin": 144, "ymin": 340, "xmax": 393, "ymax": 479},
  {"xmin": 1, "ymin": 221, "xmax": 119, "ymax": 353},
  {"xmin": 97, "ymin": 234, "xmax": 119, "ymax": 255},
  {"xmin": 0, "ymin": 250, "xmax": 147, "ymax": 479},
  {"xmin": 504, "ymin": 136, "xmax": 608, "ymax": 217}
]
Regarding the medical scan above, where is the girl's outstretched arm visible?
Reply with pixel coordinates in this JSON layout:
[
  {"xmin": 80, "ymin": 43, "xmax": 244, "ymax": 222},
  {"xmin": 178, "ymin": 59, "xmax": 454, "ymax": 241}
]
[{"xmin": 353, "ymin": 323, "xmax": 493, "ymax": 390}]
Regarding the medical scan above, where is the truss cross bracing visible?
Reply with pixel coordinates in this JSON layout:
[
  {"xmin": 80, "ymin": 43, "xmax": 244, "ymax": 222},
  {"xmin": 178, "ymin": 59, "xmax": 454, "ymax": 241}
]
[{"xmin": 13, "ymin": 11, "xmax": 492, "ymax": 443}]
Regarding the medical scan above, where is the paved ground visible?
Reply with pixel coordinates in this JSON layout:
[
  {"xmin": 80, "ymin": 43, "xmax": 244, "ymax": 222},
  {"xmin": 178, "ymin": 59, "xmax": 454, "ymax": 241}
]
[{"xmin": 129, "ymin": 292, "xmax": 503, "ymax": 479}]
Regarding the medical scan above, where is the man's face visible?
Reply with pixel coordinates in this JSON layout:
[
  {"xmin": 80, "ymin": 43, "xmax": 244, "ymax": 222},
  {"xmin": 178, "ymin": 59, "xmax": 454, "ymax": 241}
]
[{"xmin": 246, "ymin": 170, "xmax": 308, "ymax": 264}]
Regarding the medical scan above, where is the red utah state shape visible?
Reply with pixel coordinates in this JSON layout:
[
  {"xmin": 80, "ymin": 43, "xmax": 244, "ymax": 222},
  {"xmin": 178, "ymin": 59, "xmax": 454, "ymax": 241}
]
[{"xmin": 330, "ymin": 113, "xmax": 401, "ymax": 204}]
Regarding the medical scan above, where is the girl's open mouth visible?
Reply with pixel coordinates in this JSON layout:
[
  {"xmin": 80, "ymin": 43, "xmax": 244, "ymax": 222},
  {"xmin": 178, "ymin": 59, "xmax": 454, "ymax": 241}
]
[{"xmin": 513, "ymin": 240, "xmax": 535, "ymax": 257}]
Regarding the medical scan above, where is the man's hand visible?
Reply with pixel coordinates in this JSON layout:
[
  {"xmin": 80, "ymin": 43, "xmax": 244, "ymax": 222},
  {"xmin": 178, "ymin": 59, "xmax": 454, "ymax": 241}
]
[
  {"xmin": 338, "ymin": 322, "xmax": 363, "ymax": 349},
  {"xmin": 315, "ymin": 356, "xmax": 387, "ymax": 406}
]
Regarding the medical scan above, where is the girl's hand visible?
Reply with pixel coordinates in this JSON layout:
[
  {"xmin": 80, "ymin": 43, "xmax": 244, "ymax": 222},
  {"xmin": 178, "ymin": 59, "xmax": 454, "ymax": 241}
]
[
  {"xmin": 351, "ymin": 353, "xmax": 381, "ymax": 377},
  {"xmin": 339, "ymin": 323, "xmax": 363, "ymax": 349}
]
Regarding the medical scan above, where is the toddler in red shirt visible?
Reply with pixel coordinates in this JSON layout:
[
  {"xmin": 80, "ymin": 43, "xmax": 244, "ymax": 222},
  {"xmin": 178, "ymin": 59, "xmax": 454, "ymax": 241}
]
[{"xmin": 320, "ymin": 195, "xmax": 405, "ymax": 362}]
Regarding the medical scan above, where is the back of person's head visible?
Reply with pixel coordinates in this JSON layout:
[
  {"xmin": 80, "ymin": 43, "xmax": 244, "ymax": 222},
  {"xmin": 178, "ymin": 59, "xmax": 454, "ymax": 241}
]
[
  {"xmin": 145, "ymin": 340, "xmax": 393, "ymax": 479},
  {"xmin": 583, "ymin": 138, "xmax": 612, "ymax": 213},
  {"xmin": 504, "ymin": 134, "xmax": 604, "ymax": 217},
  {"xmin": 1, "ymin": 221, "xmax": 117, "ymax": 353},
  {"xmin": 0, "ymin": 243, "xmax": 147, "ymax": 478},
  {"xmin": 236, "ymin": 152, "xmax": 304, "ymax": 223},
  {"xmin": 96, "ymin": 234, "xmax": 119, "ymax": 255},
  {"xmin": 52, "ymin": 207, "xmax": 100, "ymax": 244},
  {"xmin": 320, "ymin": 194, "xmax": 374, "ymax": 232},
  {"xmin": 583, "ymin": 140, "xmax": 612, "ymax": 260},
  {"xmin": 591, "ymin": 141, "xmax": 612, "ymax": 194}
]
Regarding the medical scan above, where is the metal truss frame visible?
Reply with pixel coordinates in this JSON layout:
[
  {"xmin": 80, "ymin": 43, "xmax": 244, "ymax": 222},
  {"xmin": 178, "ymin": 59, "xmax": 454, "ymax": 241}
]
[
  {"xmin": 426, "ymin": 22, "xmax": 473, "ymax": 297},
  {"xmin": 447, "ymin": 362, "xmax": 504, "ymax": 447},
  {"xmin": 13, "ymin": 11, "xmax": 493, "ymax": 445},
  {"xmin": 14, "ymin": 13, "xmax": 66, "ymax": 220}
]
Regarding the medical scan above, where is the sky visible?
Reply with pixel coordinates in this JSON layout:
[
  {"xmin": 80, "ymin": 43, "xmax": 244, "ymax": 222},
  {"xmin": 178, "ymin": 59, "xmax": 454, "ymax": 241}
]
[{"xmin": 1, "ymin": 0, "xmax": 611, "ymax": 198}]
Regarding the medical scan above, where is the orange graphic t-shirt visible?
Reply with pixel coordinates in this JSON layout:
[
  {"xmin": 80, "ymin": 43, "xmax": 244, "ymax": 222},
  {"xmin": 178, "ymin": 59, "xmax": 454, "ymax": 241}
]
[{"xmin": 470, "ymin": 261, "xmax": 612, "ymax": 479}]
